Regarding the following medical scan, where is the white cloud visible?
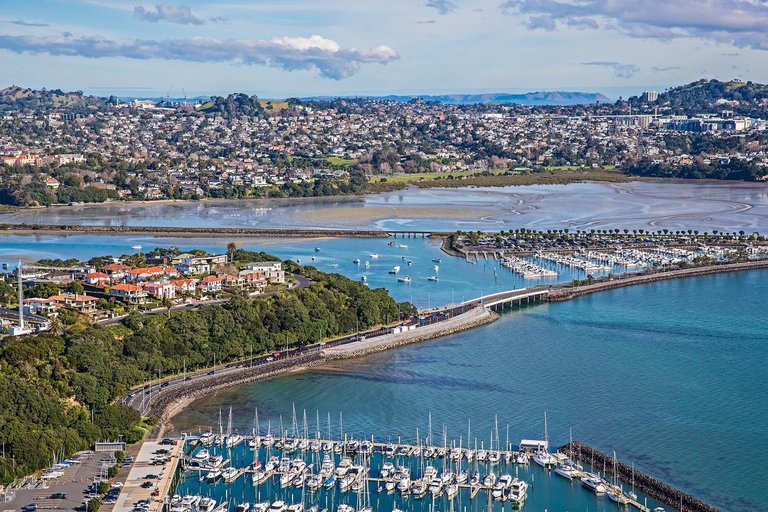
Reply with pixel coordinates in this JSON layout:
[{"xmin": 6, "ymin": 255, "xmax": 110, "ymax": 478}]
[
  {"xmin": 134, "ymin": 4, "xmax": 204, "ymax": 25},
  {"xmin": 582, "ymin": 61, "xmax": 640, "ymax": 78},
  {"xmin": 0, "ymin": 34, "xmax": 400, "ymax": 80},
  {"xmin": 503, "ymin": 0, "xmax": 768, "ymax": 50}
]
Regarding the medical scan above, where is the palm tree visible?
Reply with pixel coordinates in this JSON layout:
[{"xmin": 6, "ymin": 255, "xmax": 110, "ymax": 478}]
[{"xmin": 227, "ymin": 242, "xmax": 237, "ymax": 262}]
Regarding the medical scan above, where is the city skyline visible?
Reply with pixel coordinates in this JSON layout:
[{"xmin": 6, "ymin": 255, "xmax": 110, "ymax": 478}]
[{"xmin": 1, "ymin": 0, "xmax": 767, "ymax": 97}]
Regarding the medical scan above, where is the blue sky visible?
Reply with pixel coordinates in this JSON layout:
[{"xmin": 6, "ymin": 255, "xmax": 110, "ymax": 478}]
[{"xmin": 1, "ymin": 0, "xmax": 767, "ymax": 98}]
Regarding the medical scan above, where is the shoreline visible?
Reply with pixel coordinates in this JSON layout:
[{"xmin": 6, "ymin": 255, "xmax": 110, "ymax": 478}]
[{"xmin": 148, "ymin": 307, "xmax": 498, "ymax": 440}]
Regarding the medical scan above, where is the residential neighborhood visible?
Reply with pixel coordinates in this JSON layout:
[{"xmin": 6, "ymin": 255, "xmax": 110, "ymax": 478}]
[{"xmin": 0, "ymin": 250, "xmax": 285, "ymax": 333}]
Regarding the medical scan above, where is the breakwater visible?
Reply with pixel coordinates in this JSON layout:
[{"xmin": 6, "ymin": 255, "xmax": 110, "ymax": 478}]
[
  {"xmin": 547, "ymin": 259, "xmax": 768, "ymax": 302},
  {"xmin": 3, "ymin": 224, "xmax": 392, "ymax": 238},
  {"xmin": 562, "ymin": 441, "xmax": 719, "ymax": 512}
]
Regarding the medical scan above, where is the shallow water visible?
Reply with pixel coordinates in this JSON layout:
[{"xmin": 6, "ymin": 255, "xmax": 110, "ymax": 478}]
[{"xmin": 4, "ymin": 181, "xmax": 768, "ymax": 233}]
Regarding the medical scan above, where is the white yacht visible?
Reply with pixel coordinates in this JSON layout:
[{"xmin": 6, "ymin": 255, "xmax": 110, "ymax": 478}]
[
  {"xmin": 199, "ymin": 497, "xmax": 217, "ymax": 512},
  {"xmin": 193, "ymin": 449, "xmax": 210, "ymax": 462},
  {"xmin": 252, "ymin": 502, "xmax": 270, "ymax": 512},
  {"xmin": 370, "ymin": 254, "xmax": 379, "ymax": 259},
  {"xmin": 205, "ymin": 467, "xmax": 222, "ymax": 480},
  {"xmin": 533, "ymin": 450, "xmax": 557, "ymax": 468},
  {"xmin": 507, "ymin": 479, "xmax": 528, "ymax": 505},
  {"xmin": 445, "ymin": 482, "xmax": 459, "ymax": 499},
  {"xmin": 580, "ymin": 473, "xmax": 608, "ymax": 493},
  {"xmin": 222, "ymin": 467, "xmax": 239, "ymax": 482},
  {"xmin": 397, "ymin": 276, "xmax": 411, "ymax": 283},
  {"xmin": 235, "ymin": 504, "xmax": 251, "ymax": 512},
  {"xmin": 269, "ymin": 501, "xmax": 288, "ymax": 512},
  {"xmin": 287, "ymin": 504, "xmax": 303, "ymax": 512},
  {"xmin": 428, "ymin": 479, "xmax": 443, "ymax": 496},
  {"xmin": 207, "ymin": 454, "xmax": 224, "ymax": 467},
  {"xmin": 482, "ymin": 472, "xmax": 497, "ymax": 488},
  {"xmin": 515, "ymin": 451, "xmax": 528, "ymax": 465},
  {"xmin": 336, "ymin": 505, "xmax": 354, "ymax": 512},
  {"xmin": 554, "ymin": 462, "xmax": 581, "ymax": 480}
]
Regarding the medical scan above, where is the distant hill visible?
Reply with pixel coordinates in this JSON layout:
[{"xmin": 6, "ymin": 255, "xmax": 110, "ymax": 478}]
[
  {"xmin": 301, "ymin": 91, "xmax": 612, "ymax": 106},
  {"xmin": 630, "ymin": 79, "xmax": 768, "ymax": 117},
  {"xmin": 0, "ymin": 85, "xmax": 109, "ymax": 112}
]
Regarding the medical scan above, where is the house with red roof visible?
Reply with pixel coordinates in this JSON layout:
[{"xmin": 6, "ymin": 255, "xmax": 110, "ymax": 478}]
[
  {"xmin": 83, "ymin": 271, "xmax": 110, "ymax": 286},
  {"xmin": 109, "ymin": 283, "xmax": 149, "ymax": 303}
]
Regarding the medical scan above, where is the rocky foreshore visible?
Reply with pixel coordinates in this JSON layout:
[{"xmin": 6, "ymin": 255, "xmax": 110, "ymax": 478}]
[{"xmin": 561, "ymin": 441, "xmax": 720, "ymax": 512}]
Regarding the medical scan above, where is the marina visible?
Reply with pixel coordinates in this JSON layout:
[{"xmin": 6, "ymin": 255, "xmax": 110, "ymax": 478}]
[{"xmin": 169, "ymin": 422, "xmax": 671, "ymax": 512}]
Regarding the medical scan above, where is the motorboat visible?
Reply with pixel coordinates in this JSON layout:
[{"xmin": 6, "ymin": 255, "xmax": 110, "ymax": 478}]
[
  {"xmin": 199, "ymin": 498, "xmax": 217, "ymax": 512},
  {"xmin": 193, "ymin": 449, "xmax": 210, "ymax": 462},
  {"xmin": 533, "ymin": 450, "xmax": 557, "ymax": 468},
  {"xmin": 287, "ymin": 504, "xmax": 303, "ymax": 512},
  {"xmin": 364, "ymin": 261, "xmax": 370, "ymax": 268},
  {"xmin": 235, "ymin": 503, "xmax": 251, "ymax": 512},
  {"xmin": 464, "ymin": 449, "xmax": 475, "ymax": 462},
  {"xmin": 482, "ymin": 472, "xmax": 497, "ymax": 488},
  {"xmin": 440, "ymin": 469, "xmax": 454, "ymax": 485},
  {"xmin": 411, "ymin": 480, "xmax": 427, "ymax": 498},
  {"xmin": 469, "ymin": 471, "xmax": 481, "ymax": 487},
  {"xmin": 554, "ymin": 462, "xmax": 581, "ymax": 480},
  {"xmin": 515, "ymin": 451, "xmax": 528, "ymax": 464},
  {"xmin": 389, "ymin": 266, "xmax": 400, "ymax": 274},
  {"xmin": 269, "ymin": 501, "xmax": 288, "ymax": 512},
  {"xmin": 252, "ymin": 502, "xmax": 270, "ymax": 512},
  {"xmin": 397, "ymin": 276, "xmax": 411, "ymax": 283},
  {"xmin": 383, "ymin": 444, "xmax": 396, "ymax": 457},
  {"xmin": 445, "ymin": 482, "xmax": 459, "ymax": 499},
  {"xmin": 399, "ymin": 244, "xmax": 408, "ymax": 249},
  {"xmin": 207, "ymin": 455, "xmax": 224, "ymax": 467},
  {"xmin": 353, "ymin": 259, "xmax": 360, "ymax": 264},
  {"xmin": 581, "ymin": 473, "xmax": 607, "ymax": 493},
  {"xmin": 488, "ymin": 450, "xmax": 501, "ymax": 464},
  {"xmin": 205, "ymin": 467, "xmax": 222, "ymax": 480},
  {"xmin": 456, "ymin": 469, "xmax": 468, "ymax": 484},
  {"xmin": 307, "ymin": 474, "xmax": 323, "ymax": 490},
  {"xmin": 370, "ymin": 254, "xmax": 379, "ymax": 258},
  {"xmin": 428, "ymin": 479, "xmax": 443, "ymax": 497},
  {"xmin": 507, "ymin": 479, "xmax": 528, "ymax": 505},
  {"xmin": 315, "ymin": 247, "xmax": 321, "ymax": 252},
  {"xmin": 131, "ymin": 245, "xmax": 142, "ymax": 250},
  {"xmin": 222, "ymin": 466, "xmax": 239, "ymax": 482},
  {"xmin": 323, "ymin": 474, "xmax": 335, "ymax": 489},
  {"xmin": 433, "ymin": 265, "xmax": 439, "ymax": 271},
  {"xmin": 427, "ymin": 276, "xmax": 439, "ymax": 281},
  {"xmin": 381, "ymin": 462, "xmax": 395, "ymax": 479}
]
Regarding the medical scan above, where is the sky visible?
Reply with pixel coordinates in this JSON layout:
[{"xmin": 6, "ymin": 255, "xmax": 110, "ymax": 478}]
[{"xmin": 1, "ymin": 0, "xmax": 768, "ymax": 99}]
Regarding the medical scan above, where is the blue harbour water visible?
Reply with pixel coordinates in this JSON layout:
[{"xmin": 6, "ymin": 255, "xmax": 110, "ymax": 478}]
[
  {"xmin": 2, "ymin": 182, "xmax": 767, "ymax": 511},
  {"xmin": 173, "ymin": 272, "xmax": 768, "ymax": 512}
]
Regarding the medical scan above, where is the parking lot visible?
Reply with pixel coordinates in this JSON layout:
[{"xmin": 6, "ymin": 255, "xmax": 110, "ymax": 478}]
[
  {"xmin": 3, "ymin": 451, "xmax": 110, "ymax": 512},
  {"xmin": 112, "ymin": 441, "xmax": 182, "ymax": 512}
]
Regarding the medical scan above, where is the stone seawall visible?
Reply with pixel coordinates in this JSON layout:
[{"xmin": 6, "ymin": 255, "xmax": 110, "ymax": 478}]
[
  {"xmin": 324, "ymin": 308, "xmax": 499, "ymax": 360},
  {"xmin": 149, "ymin": 352, "xmax": 326, "ymax": 440},
  {"xmin": 5, "ymin": 224, "xmax": 390, "ymax": 238},
  {"xmin": 548, "ymin": 259, "xmax": 768, "ymax": 302},
  {"xmin": 562, "ymin": 441, "xmax": 720, "ymax": 512}
]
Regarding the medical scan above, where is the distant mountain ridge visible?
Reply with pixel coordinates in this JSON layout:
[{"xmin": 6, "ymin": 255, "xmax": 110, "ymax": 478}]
[{"xmin": 300, "ymin": 91, "xmax": 612, "ymax": 105}]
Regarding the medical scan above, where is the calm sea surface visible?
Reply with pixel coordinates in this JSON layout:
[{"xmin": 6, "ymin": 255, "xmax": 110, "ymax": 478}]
[{"xmin": 2, "ymin": 182, "xmax": 766, "ymax": 511}]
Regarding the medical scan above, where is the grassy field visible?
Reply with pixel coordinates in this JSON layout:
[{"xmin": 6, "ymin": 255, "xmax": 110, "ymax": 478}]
[
  {"xmin": 366, "ymin": 167, "xmax": 643, "ymax": 192},
  {"xmin": 289, "ymin": 156, "xmax": 356, "ymax": 166},
  {"xmin": 259, "ymin": 99, "xmax": 289, "ymax": 112},
  {"xmin": 377, "ymin": 169, "xmax": 510, "ymax": 183}
]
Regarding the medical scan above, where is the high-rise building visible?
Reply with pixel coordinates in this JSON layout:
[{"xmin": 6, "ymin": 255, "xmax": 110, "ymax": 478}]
[{"xmin": 642, "ymin": 91, "xmax": 659, "ymax": 102}]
